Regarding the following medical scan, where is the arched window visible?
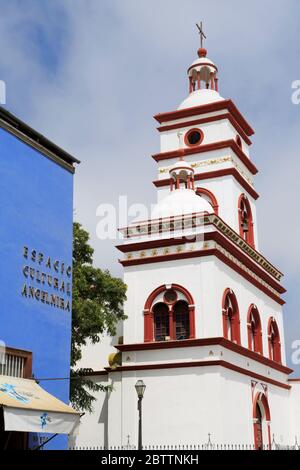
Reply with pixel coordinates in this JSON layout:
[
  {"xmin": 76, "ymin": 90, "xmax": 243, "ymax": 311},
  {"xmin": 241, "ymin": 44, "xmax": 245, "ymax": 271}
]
[
  {"xmin": 253, "ymin": 392, "xmax": 271, "ymax": 450},
  {"xmin": 238, "ymin": 194, "xmax": 255, "ymax": 247},
  {"xmin": 268, "ymin": 317, "xmax": 281, "ymax": 363},
  {"xmin": 144, "ymin": 284, "xmax": 195, "ymax": 342},
  {"xmin": 222, "ymin": 289, "xmax": 241, "ymax": 345},
  {"xmin": 196, "ymin": 187, "xmax": 219, "ymax": 215},
  {"xmin": 153, "ymin": 303, "xmax": 170, "ymax": 341},
  {"xmin": 173, "ymin": 301, "xmax": 190, "ymax": 340},
  {"xmin": 247, "ymin": 305, "xmax": 263, "ymax": 354}
]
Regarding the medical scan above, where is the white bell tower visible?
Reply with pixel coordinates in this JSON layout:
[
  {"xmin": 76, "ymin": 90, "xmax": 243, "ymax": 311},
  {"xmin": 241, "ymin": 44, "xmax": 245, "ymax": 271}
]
[{"xmin": 113, "ymin": 37, "xmax": 297, "ymax": 450}]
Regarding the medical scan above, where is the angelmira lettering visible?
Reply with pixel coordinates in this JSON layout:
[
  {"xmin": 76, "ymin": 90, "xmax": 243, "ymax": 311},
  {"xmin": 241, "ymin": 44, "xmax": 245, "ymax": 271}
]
[{"xmin": 21, "ymin": 246, "xmax": 72, "ymax": 312}]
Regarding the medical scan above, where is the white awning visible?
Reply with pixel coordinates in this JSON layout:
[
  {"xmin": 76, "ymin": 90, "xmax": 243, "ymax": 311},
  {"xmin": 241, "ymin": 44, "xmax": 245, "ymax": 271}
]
[{"xmin": 0, "ymin": 375, "xmax": 80, "ymax": 435}]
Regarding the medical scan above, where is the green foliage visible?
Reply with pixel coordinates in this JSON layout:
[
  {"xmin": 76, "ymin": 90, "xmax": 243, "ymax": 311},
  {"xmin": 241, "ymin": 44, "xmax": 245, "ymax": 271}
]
[{"xmin": 70, "ymin": 222, "xmax": 127, "ymax": 412}]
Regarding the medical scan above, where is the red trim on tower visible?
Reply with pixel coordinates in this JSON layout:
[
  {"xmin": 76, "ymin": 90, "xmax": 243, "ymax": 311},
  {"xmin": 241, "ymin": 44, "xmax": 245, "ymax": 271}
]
[
  {"xmin": 153, "ymin": 99, "xmax": 254, "ymax": 136},
  {"xmin": 157, "ymin": 113, "xmax": 252, "ymax": 146},
  {"xmin": 195, "ymin": 187, "xmax": 219, "ymax": 214},
  {"xmin": 152, "ymin": 139, "xmax": 258, "ymax": 175},
  {"xmin": 116, "ymin": 336, "xmax": 293, "ymax": 374},
  {"xmin": 154, "ymin": 167, "xmax": 259, "ymax": 200},
  {"xmin": 236, "ymin": 135, "xmax": 242, "ymax": 149},
  {"xmin": 104, "ymin": 359, "xmax": 291, "ymax": 390}
]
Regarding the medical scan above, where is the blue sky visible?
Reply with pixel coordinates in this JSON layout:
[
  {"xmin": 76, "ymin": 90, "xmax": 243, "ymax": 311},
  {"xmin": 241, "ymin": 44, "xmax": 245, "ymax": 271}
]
[{"xmin": 0, "ymin": 0, "xmax": 299, "ymax": 372}]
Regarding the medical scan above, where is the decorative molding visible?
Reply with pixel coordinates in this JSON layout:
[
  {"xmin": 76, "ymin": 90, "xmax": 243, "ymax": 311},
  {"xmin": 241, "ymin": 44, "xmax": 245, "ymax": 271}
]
[
  {"xmin": 119, "ymin": 213, "xmax": 283, "ymax": 283},
  {"xmin": 104, "ymin": 359, "xmax": 290, "ymax": 391},
  {"xmin": 115, "ymin": 336, "xmax": 293, "ymax": 374},
  {"xmin": 152, "ymin": 139, "xmax": 258, "ymax": 175},
  {"xmin": 153, "ymin": 99, "xmax": 255, "ymax": 137}
]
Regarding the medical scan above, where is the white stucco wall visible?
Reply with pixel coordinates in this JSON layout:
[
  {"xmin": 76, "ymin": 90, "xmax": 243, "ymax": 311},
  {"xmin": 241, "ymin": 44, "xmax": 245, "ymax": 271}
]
[{"xmin": 104, "ymin": 365, "xmax": 292, "ymax": 448}]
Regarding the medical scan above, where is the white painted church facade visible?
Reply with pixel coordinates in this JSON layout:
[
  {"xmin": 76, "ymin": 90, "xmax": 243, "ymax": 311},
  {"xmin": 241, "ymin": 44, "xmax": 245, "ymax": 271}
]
[{"xmin": 72, "ymin": 43, "xmax": 300, "ymax": 450}]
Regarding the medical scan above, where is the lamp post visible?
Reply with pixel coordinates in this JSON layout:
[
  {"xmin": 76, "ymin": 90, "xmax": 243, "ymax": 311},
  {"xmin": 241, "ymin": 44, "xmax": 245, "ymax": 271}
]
[{"xmin": 135, "ymin": 380, "xmax": 146, "ymax": 450}]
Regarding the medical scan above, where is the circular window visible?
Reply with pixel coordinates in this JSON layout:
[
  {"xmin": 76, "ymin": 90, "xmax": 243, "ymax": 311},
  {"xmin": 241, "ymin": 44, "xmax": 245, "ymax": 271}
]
[
  {"xmin": 163, "ymin": 289, "xmax": 178, "ymax": 304},
  {"xmin": 185, "ymin": 128, "xmax": 204, "ymax": 147}
]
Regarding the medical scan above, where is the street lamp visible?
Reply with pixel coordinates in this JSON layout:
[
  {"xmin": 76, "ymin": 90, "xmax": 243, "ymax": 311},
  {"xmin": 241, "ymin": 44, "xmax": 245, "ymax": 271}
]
[{"xmin": 135, "ymin": 380, "xmax": 146, "ymax": 450}]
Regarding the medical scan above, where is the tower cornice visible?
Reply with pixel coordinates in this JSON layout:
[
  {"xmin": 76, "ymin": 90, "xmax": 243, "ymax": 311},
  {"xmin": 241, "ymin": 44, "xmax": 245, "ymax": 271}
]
[
  {"xmin": 114, "ymin": 336, "xmax": 293, "ymax": 376},
  {"xmin": 154, "ymin": 99, "xmax": 254, "ymax": 137},
  {"xmin": 118, "ymin": 213, "xmax": 283, "ymax": 281}
]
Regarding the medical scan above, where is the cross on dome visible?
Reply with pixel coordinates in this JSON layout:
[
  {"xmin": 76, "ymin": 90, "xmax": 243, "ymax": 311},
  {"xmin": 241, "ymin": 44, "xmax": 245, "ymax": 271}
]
[{"xmin": 196, "ymin": 21, "xmax": 206, "ymax": 49}]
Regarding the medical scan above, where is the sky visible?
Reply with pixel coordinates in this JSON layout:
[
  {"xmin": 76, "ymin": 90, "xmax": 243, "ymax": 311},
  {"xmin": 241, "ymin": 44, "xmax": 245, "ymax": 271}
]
[{"xmin": 0, "ymin": 0, "xmax": 299, "ymax": 372}]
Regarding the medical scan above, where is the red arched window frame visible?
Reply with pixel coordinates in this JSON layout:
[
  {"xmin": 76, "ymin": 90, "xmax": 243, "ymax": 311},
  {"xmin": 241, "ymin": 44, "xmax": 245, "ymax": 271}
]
[
  {"xmin": 252, "ymin": 392, "xmax": 271, "ymax": 450},
  {"xmin": 222, "ymin": 288, "xmax": 241, "ymax": 345},
  {"xmin": 238, "ymin": 194, "xmax": 255, "ymax": 248},
  {"xmin": 144, "ymin": 284, "xmax": 195, "ymax": 342},
  {"xmin": 267, "ymin": 317, "xmax": 281, "ymax": 363},
  {"xmin": 247, "ymin": 304, "xmax": 263, "ymax": 354},
  {"xmin": 196, "ymin": 187, "xmax": 219, "ymax": 215}
]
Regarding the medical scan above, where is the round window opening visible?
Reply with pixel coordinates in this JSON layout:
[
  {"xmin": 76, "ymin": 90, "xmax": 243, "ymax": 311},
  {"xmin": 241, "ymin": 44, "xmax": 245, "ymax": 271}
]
[
  {"xmin": 185, "ymin": 129, "xmax": 203, "ymax": 147},
  {"xmin": 164, "ymin": 289, "xmax": 178, "ymax": 304}
]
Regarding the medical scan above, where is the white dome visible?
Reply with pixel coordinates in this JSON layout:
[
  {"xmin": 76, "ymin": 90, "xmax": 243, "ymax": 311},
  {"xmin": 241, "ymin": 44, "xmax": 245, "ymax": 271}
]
[
  {"xmin": 169, "ymin": 160, "xmax": 193, "ymax": 172},
  {"xmin": 189, "ymin": 56, "xmax": 216, "ymax": 70},
  {"xmin": 151, "ymin": 189, "xmax": 212, "ymax": 219},
  {"xmin": 178, "ymin": 89, "xmax": 224, "ymax": 110}
]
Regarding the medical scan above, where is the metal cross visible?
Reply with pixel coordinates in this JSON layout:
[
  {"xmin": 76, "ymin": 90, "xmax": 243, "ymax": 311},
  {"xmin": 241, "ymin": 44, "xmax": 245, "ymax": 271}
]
[{"xmin": 196, "ymin": 22, "xmax": 206, "ymax": 48}]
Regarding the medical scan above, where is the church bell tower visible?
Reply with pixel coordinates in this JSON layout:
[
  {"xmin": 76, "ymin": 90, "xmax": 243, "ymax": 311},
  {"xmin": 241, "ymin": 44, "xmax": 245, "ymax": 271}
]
[{"xmin": 110, "ymin": 27, "xmax": 296, "ymax": 450}]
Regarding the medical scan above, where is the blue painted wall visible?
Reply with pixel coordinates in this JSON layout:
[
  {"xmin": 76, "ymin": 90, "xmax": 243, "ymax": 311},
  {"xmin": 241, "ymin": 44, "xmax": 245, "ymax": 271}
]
[{"xmin": 0, "ymin": 127, "xmax": 74, "ymax": 449}]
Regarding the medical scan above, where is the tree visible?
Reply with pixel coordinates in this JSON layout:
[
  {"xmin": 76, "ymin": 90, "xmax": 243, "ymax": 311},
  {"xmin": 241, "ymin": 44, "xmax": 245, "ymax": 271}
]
[{"xmin": 70, "ymin": 222, "xmax": 127, "ymax": 412}]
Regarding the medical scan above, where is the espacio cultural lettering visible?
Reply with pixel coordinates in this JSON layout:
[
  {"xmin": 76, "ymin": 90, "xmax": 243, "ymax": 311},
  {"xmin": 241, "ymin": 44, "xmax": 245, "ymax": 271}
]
[{"xmin": 21, "ymin": 246, "xmax": 72, "ymax": 312}]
